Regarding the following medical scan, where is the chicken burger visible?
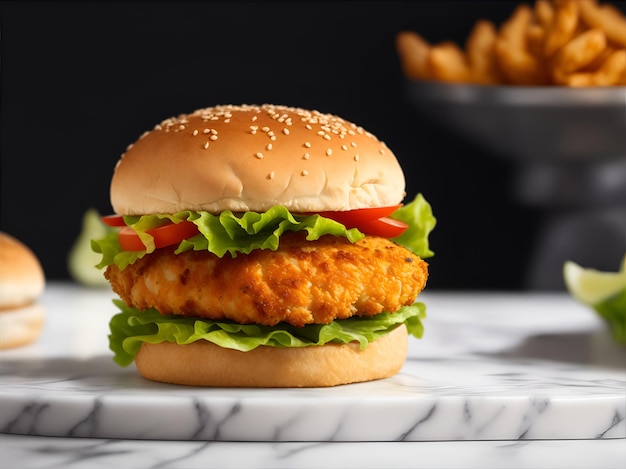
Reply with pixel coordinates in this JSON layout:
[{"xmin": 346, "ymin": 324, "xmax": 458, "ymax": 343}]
[{"xmin": 93, "ymin": 104, "xmax": 436, "ymax": 387}]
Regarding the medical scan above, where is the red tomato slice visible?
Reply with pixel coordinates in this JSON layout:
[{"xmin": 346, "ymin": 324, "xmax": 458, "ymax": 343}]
[
  {"xmin": 317, "ymin": 205, "xmax": 402, "ymax": 224},
  {"xmin": 118, "ymin": 221, "xmax": 199, "ymax": 251},
  {"xmin": 101, "ymin": 215, "xmax": 127, "ymax": 227},
  {"xmin": 352, "ymin": 217, "xmax": 408, "ymax": 238},
  {"xmin": 314, "ymin": 205, "xmax": 407, "ymax": 237}
]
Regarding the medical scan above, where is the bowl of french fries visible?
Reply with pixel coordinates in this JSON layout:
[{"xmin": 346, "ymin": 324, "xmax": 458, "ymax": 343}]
[{"xmin": 396, "ymin": 0, "xmax": 626, "ymax": 163}]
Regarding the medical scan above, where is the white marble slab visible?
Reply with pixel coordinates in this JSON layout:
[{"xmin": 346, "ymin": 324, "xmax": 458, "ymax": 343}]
[{"xmin": 1, "ymin": 284, "xmax": 624, "ymax": 442}]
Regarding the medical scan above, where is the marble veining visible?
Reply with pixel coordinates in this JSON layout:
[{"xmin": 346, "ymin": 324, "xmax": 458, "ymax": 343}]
[
  {"xmin": 2, "ymin": 435, "xmax": 625, "ymax": 469},
  {"xmin": 1, "ymin": 284, "xmax": 624, "ymax": 443}
]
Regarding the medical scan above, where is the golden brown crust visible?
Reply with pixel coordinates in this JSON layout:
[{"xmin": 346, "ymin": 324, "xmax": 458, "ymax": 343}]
[
  {"xmin": 110, "ymin": 104, "xmax": 406, "ymax": 215},
  {"xmin": 105, "ymin": 233, "xmax": 428, "ymax": 327},
  {"xmin": 0, "ymin": 232, "xmax": 45, "ymax": 310},
  {"xmin": 135, "ymin": 324, "xmax": 409, "ymax": 387}
]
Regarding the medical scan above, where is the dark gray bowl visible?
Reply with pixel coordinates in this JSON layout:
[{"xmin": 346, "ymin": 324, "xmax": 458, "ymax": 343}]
[
  {"xmin": 406, "ymin": 81, "xmax": 626, "ymax": 207},
  {"xmin": 406, "ymin": 81, "xmax": 626, "ymax": 289}
]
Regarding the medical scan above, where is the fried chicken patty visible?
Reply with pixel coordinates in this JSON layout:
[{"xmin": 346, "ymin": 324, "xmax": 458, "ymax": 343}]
[{"xmin": 105, "ymin": 233, "xmax": 428, "ymax": 327}]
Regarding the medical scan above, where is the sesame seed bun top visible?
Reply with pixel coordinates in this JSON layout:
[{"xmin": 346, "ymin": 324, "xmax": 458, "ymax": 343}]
[
  {"xmin": 110, "ymin": 104, "xmax": 406, "ymax": 215},
  {"xmin": 0, "ymin": 232, "xmax": 45, "ymax": 309}
]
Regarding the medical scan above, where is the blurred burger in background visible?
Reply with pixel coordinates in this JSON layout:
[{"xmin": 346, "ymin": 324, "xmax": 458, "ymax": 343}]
[
  {"xmin": 93, "ymin": 103, "xmax": 436, "ymax": 387},
  {"xmin": 0, "ymin": 232, "xmax": 45, "ymax": 349}
]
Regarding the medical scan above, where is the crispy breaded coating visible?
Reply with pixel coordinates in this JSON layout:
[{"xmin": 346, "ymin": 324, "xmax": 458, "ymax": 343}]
[{"xmin": 105, "ymin": 233, "xmax": 428, "ymax": 327}]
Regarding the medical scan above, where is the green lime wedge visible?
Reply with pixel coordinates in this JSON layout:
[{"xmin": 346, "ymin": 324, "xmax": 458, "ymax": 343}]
[
  {"xmin": 68, "ymin": 209, "xmax": 112, "ymax": 287},
  {"xmin": 563, "ymin": 256, "xmax": 626, "ymax": 306},
  {"xmin": 564, "ymin": 255, "xmax": 626, "ymax": 344}
]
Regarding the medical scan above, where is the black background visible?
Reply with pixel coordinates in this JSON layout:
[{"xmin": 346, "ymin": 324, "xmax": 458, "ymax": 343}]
[{"xmin": 2, "ymin": 1, "xmax": 616, "ymax": 290}]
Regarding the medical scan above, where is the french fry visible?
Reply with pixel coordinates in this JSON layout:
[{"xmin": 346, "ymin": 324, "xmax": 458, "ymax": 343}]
[
  {"xmin": 466, "ymin": 20, "xmax": 501, "ymax": 84},
  {"xmin": 498, "ymin": 4, "xmax": 534, "ymax": 46},
  {"xmin": 427, "ymin": 41, "xmax": 472, "ymax": 83},
  {"xmin": 619, "ymin": 56, "xmax": 626, "ymax": 84},
  {"xmin": 593, "ymin": 48, "xmax": 626, "ymax": 84},
  {"xmin": 553, "ymin": 28, "xmax": 607, "ymax": 73},
  {"xmin": 535, "ymin": 0, "xmax": 555, "ymax": 27},
  {"xmin": 557, "ymin": 48, "xmax": 626, "ymax": 85},
  {"xmin": 526, "ymin": 23, "xmax": 546, "ymax": 58},
  {"xmin": 579, "ymin": 0, "xmax": 626, "ymax": 47},
  {"xmin": 564, "ymin": 74, "xmax": 596, "ymax": 86},
  {"xmin": 602, "ymin": 4, "xmax": 626, "ymax": 46},
  {"xmin": 496, "ymin": 41, "xmax": 549, "ymax": 84},
  {"xmin": 496, "ymin": 4, "xmax": 549, "ymax": 84},
  {"xmin": 396, "ymin": 31, "xmax": 432, "ymax": 80},
  {"xmin": 544, "ymin": 0, "xmax": 580, "ymax": 56},
  {"xmin": 582, "ymin": 43, "xmax": 616, "ymax": 70}
]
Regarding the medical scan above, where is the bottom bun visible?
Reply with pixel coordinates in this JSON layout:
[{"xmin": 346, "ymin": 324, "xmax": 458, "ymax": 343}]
[
  {"xmin": 135, "ymin": 324, "xmax": 409, "ymax": 387},
  {"xmin": 0, "ymin": 303, "xmax": 45, "ymax": 350}
]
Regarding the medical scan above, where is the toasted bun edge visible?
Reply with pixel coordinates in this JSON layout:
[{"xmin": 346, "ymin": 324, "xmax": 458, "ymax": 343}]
[{"xmin": 135, "ymin": 324, "xmax": 409, "ymax": 387}]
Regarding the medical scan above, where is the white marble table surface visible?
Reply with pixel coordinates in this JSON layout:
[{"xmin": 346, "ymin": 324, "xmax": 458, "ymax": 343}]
[{"xmin": 1, "ymin": 282, "xmax": 624, "ymax": 468}]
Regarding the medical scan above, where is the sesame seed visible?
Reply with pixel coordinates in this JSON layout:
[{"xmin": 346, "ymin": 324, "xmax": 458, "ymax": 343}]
[
  {"xmin": 379, "ymin": 148, "xmax": 385, "ymax": 155},
  {"xmin": 211, "ymin": 129, "xmax": 218, "ymax": 135},
  {"xmin": 267, "ymin": 171, "xmax": 275, "ymax": 179},
  {"xmin": 256, "ymin": 152, "xmax": 264, "ymax": 159},
  {"xmin": 317, "ymin": 131, "xmax": 325, "ymax": 136},
  {"xmin": 341, "ymin": 145, "xmax": 348, "ymax": 151},
  {"xmin": 266, "ymin": 143, "xmax": 273, "ymax": 150},
  {"xmin": 203, "ymin": 129, "xmax": 210, "ymax": 134},
  {"xmin": 283, "ymin": 128, "xmax": 290, "ymax": 135},
  {"xmin": 302, "ymin": 170, "xmax": 309, "ymax": 176},
  {"xmin": 179, "ymin": 124, "xmax": 185, "ymax": 130},
  {"xmin": 354, "ymin": 154, "xmax": 360, "ymax": 161},
  {"xmin": 305, "ymin": 124, "xmax": 312, "ymax": 130},
  {"xmin": 210, "ymin": 135, "xmax": 218, "ymax": 141},
  {"xmin": 351, "ymin": 141, "xmax": 357, "ymax": 147},
  {"xmin": 203, "ymin": 142, "xmax": 210, "ymax": 149},
  {"xmin": 323, "ymin": 134, "xmax": 331, "ymax": 141},
  {"xmin": 326, "ymin": 149, "xmax": 332, "ymax": 156},
  {"xmin": 303, "ymin": 153, "xmax": 310, "ymax": 160},
  {"xmin": 262, "ymin": 127, "xmax": 270, "ymax": 132},
  {"xmin": 304, "ymin": 142, "xmax": 311, "ymax": 148},
  {"xmin": 224, "ymin": 119, "xmax": 230, "ymax": 123},
  {"xmin": 251, "ymin": 115, "xmax": 258, "ymax": 122},
  {"xmin": 192, "ymin": 129, "xmax": 199, "ymax": 136}
]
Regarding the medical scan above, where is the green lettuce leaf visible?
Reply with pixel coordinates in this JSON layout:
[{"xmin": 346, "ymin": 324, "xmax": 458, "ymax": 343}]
[
  {"xmin": 92, "ymin": 206, "xmax": 364, "ymax": 270},
  {"xmin": 390, "ymin": 193, "xmax": 436, "ymax": 258},
  {"xmin": 109, "ymin": 300, "xmax": 427, "ymax": 366},
  {"xmin": 92, "ymin": 194, "xmax": 436, "ymax": 270}
]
